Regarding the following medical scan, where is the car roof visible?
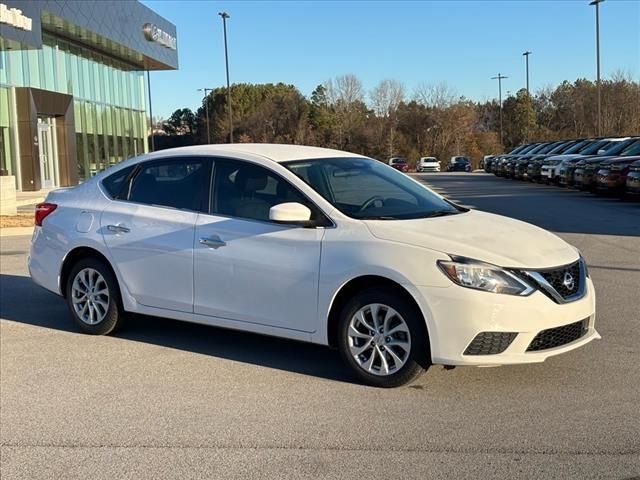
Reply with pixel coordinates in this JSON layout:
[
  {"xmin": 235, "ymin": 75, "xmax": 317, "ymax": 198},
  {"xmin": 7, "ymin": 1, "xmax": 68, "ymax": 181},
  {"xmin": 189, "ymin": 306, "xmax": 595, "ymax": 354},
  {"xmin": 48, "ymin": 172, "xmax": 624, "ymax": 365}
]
[{"xmin": 136, "ymin": 143, "xmax": 363, "ymax": 164}]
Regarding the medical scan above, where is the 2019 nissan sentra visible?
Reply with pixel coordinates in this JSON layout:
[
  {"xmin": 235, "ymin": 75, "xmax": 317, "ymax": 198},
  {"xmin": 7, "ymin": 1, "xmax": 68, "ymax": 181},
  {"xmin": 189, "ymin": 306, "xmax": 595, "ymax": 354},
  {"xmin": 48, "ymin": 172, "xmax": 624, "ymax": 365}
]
[{"xmin": 29, "ymin": 144, "xmax": 599, "ymax": 388}]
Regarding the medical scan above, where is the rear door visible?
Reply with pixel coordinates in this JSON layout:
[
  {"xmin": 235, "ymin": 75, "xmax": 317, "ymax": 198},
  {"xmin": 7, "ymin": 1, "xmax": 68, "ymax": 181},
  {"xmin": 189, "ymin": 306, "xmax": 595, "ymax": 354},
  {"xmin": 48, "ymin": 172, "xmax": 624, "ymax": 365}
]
[{"xmin": 101, "ymin": 157, "xmax": 211, "ymax": 313}]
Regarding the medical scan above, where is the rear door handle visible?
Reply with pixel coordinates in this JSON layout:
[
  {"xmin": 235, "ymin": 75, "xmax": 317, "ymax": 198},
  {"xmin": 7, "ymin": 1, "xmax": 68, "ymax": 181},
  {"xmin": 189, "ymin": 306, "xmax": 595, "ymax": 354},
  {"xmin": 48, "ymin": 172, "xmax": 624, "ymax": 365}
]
[
  {"xmin": 107, "ymin": 224, "xmax": 130, "ymax": 234},
  {"xmin": 199, "ymin": 235, "xmax": 226, "ymax": 249}
]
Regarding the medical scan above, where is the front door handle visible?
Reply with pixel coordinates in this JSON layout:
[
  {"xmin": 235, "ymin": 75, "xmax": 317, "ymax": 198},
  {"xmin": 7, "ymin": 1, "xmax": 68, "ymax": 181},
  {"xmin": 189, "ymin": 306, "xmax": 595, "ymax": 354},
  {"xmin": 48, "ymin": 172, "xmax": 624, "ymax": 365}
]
[
  {"xmin": 199, "ymin": 235, "xmax": 226, "ymax": 249},
  {"xmin": 107, "ymin": 224, "xmax": 130, "ymax": 234}
]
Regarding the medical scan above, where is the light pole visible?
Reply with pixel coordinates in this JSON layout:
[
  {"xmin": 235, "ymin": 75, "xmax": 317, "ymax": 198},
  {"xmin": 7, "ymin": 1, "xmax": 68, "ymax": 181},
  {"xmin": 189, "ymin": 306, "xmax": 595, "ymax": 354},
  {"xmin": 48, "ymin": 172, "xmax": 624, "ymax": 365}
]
[
  {"xmin": 197, "ymin": 88, "xmax": 212, "ymax": 144},
  {"xmin": 522, "ymin": 51, "xmax": 532, "ymax": 95},
  {"xmin": 218, "ymin": 11, "xmax": 233, "ymax": 143},
  {"xmin": 590, "ymin": 0, "xmax": 604, "ymax": 136},
  {"xmin": 492, "ymin": 73, "xmax": 508, "ymax": 146}
]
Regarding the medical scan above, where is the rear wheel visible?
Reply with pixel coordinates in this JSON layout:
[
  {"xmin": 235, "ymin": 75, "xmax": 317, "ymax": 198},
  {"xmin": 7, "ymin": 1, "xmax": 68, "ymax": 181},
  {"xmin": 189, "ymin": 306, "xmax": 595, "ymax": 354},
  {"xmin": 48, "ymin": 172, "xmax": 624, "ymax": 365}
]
[
  {"xmin": 65, "ymin": 258, "xmax": 124, "ymax": 335},
  {"xmin": 337, "ymin": 288, "xmax": 430, "ymax": 388}
]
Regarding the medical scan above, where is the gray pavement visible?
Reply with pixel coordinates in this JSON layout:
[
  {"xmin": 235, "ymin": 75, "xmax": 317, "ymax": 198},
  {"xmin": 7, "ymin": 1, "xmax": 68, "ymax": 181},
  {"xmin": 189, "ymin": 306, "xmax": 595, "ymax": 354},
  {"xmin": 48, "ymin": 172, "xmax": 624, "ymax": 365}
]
[{"xmin": 1, "ymin": 173, "xmax": 639, "ymax": 479}]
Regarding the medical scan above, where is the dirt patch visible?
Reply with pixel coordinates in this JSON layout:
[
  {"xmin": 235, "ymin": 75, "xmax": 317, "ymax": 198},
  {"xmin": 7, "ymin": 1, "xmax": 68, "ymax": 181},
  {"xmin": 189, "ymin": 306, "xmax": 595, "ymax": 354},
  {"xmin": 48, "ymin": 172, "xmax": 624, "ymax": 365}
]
[{"xmin": 0, "ymin": 214, "xmax": 34, "ymax": 228}]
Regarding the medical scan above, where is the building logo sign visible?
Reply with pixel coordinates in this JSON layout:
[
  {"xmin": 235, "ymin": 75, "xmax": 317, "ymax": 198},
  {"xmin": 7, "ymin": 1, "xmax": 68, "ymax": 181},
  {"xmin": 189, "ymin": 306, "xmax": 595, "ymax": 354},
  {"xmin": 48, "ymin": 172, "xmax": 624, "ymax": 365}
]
[
  {"xmin": 142, "ymin": 23, "xmax": 176, "ymax": 50},
  {"xmin": 0, "ymin": 3, "xmax": 33, "ymax": 31}
]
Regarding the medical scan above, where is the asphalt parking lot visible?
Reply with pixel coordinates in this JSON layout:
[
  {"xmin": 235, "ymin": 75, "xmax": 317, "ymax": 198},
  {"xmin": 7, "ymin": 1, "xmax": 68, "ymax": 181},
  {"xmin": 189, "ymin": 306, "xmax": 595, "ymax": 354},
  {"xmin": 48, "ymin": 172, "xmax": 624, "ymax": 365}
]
[{"xmin": 1, "ymin": 172, "xmax": 639, "ymax": 479}]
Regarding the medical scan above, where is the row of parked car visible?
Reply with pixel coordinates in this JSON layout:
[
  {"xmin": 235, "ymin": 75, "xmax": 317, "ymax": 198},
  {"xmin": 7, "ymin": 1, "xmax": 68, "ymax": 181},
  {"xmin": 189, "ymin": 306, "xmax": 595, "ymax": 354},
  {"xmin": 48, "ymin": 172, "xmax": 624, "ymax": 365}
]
[
  {"xmin": 484, "ymin": 136, "xmax": 640, "ymax": 197},
  {"xmin": 389, "ymin": 156, "xmax": 472, "ymax": 173}
]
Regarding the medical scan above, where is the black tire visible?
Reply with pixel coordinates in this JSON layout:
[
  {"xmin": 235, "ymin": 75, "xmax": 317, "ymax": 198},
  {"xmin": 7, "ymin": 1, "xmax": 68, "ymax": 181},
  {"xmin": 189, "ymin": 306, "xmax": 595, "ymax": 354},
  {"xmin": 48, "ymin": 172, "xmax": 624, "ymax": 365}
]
[
  {"xmin": 337, "ymin": 287, "xmax": 430, "ymax": 388},
  {"xmin": 65, "ymin": 257, "xmax": 124, "ymax": 335}
]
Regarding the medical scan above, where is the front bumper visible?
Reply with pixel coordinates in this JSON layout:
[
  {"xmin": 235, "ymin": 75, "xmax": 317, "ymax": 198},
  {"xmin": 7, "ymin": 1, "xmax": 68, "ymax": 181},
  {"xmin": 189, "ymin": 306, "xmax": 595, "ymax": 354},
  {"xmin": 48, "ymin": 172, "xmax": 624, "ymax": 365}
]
[
  {"xmin": 558, "ymin": 167, "xmax": 576, "ymax": 185},
  {"xmin": 412, "ymin": 277, "xmax": 598, "ymax": 366},
  {"xmin": 596, "ymin": 171, "xmax": 624, "ymax": 192},
  {"xmin": 626, "ymin": 172, "xmax": 640, "ymax": 194}
]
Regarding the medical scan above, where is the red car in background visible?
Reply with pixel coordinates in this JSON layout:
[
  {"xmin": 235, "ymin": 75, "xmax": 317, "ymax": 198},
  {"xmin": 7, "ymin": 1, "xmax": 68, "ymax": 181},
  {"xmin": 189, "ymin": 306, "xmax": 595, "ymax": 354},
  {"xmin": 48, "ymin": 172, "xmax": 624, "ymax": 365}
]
[{"xmin": 388, "ymin": 157, "xmax": 409, "ymax": 172}]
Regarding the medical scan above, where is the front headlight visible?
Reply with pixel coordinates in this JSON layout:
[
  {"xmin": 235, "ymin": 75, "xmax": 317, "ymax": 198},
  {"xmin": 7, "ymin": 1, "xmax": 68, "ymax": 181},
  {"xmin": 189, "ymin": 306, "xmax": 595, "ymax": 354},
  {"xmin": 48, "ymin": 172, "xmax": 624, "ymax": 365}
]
[{"xmin": 437, "ymin": 257, "xmax": 535, "ymax": 296}]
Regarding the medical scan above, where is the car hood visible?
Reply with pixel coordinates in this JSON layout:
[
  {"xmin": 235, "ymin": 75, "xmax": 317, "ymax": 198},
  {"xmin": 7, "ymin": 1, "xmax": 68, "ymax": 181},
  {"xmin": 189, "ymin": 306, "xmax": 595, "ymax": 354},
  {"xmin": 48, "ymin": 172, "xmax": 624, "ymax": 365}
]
[
  {"xmin": 364, "ymin": 210, "xmax": 577, "ymax": 269},
  {"xmin": 601, "ymin": 155, "xmax": 640, "ymax": 167}
]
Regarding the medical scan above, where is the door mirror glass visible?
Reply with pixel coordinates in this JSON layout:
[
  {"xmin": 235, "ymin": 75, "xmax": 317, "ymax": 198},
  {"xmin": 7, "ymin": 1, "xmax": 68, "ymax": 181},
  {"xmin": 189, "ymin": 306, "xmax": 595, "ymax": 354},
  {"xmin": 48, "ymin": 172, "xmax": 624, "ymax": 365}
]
[{"xmin": 269, "ymin": 202, "xmax": 312, "ymax": 224}]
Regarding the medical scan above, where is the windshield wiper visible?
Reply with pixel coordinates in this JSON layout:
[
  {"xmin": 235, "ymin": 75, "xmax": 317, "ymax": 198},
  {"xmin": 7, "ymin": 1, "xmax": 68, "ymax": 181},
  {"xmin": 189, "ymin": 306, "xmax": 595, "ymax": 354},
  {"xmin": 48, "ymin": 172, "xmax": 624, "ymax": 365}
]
[
  {"xmin": 423, "ymin": 210, "xmax": 460, "ymax": 218},
  {"xmin": 358, "ymin": 215, "xmax": 398, "ymax": 220}
]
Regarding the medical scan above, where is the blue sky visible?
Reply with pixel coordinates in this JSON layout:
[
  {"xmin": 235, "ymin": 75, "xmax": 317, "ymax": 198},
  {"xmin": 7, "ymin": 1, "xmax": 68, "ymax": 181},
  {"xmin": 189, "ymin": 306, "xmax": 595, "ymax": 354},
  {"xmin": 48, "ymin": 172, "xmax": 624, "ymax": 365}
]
[{"xmin": 142, "ymin": 0, "xmax": 640, "ymax": 118}]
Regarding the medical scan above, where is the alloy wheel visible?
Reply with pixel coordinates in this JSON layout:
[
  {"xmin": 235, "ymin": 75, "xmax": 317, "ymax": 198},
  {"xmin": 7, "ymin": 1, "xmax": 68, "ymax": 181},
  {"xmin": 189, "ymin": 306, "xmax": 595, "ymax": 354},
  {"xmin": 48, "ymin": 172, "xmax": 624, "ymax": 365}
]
[
  {"xmin": 348, "ymin": 303, "xmax": 412, "ymax": 376},
  {"xmin": 71, "ymin": 268, "xmax": 110, "ymax": 325}
]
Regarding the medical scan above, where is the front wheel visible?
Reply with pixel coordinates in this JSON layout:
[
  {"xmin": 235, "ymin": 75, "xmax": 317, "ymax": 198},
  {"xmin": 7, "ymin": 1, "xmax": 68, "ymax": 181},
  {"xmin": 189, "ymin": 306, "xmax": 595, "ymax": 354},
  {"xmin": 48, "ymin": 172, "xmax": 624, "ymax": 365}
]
[
  {"xmin": 65, "ymin": 258, "xmax": 124, "ymax": 335},
  {"xmin": 337, "ymin": 288, "xmax": 430, "ymax": 388}
]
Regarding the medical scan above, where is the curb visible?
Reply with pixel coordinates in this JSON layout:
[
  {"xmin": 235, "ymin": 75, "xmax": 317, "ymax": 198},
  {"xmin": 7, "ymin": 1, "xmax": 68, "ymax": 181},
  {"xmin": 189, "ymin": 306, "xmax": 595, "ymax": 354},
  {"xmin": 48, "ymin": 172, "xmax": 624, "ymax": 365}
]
[{"xmin": 0, "ymin": 226, "xmax": 35, "ymax": 237}]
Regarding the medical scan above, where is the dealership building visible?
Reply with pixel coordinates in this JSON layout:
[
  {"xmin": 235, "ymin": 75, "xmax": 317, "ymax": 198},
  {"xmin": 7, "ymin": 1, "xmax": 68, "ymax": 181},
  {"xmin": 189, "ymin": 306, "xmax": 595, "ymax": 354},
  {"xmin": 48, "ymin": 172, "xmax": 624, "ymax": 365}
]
[{"xmin": 0, "ymin": 0, "xmax": 177, "ymax": 192}]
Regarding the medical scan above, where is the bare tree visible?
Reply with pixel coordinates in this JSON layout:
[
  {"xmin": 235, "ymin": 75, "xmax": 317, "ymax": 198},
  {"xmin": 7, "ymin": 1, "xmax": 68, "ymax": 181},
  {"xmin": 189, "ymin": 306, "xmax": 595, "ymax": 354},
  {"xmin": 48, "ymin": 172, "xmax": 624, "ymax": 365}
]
[
  {"xmin": 370, "ymin": 79, "xmax": 406, "ymax": 156},
  {"xmin": 414, "ymin": 82, "xmax": 458, "ymax": 108},
  {"xmin": 323, "ymin": 74, "xmax": 366, "ymax": 148}
]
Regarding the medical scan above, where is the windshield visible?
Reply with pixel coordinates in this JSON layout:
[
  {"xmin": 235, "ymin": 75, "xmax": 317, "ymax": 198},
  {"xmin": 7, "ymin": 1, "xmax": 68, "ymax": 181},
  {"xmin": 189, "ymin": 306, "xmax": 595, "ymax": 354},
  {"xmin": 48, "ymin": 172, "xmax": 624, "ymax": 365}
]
[
  {"xmin": 549, "ymin": 141, "xmax": 577, "ymax": 154},
  {"xmin": 536, "ymin": 142, "xmax": 563, "ymax": 154},
  {"xmin": 621, "ymin": 139, "xmax": 640, "ymax": 156},
  {"xmin": 391, "ymin": 158, "xmax": 406, "ymax": 164},
  {"xmin": 526, "ymin": 143, "xmax": 551, "ymax": 155},
  {"xmin": 602, "ymin": 138, "xmax": 637, "ymax": 156},
  {"xmin": 284, "ymin": 158, "xmax": 465, "ymax": 220},
  {"xmin": 520, "ymin": 143, "xmax": 541, "ymax": 153},
  {"xmin": 578, "ymin": 140, "xmax": 609, "ymax": 154},
  {"xmin": 509, "ymin": 144, "xmax": 529, "ymax": 154},
  {"xmin": 561, "ymin": 140, "xmax": 589, "ymax": 154}
]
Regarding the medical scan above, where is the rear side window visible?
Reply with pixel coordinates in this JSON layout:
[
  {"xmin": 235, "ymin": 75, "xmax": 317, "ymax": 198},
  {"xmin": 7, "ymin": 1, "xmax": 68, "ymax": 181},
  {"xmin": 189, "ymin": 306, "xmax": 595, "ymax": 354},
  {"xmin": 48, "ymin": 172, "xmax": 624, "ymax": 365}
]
[
  {"xmin": 128, "ymin": 158, "xmax": 210, "ymax": 212},
  {"xmin": 102, "ymin": 166, "xmax": 134, "ymax": 199}
]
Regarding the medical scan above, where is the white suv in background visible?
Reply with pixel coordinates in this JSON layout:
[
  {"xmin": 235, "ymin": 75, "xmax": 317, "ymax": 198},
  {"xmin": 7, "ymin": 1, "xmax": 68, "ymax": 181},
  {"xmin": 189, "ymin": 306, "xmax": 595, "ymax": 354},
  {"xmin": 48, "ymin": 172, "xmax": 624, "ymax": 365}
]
[
  {"xmin": 29, "ymin": 144, "xmax": 599, "ymax": 388},
  {"xmin": 416, "ymin": 157, "xmax": 441, "ymax": 172}
]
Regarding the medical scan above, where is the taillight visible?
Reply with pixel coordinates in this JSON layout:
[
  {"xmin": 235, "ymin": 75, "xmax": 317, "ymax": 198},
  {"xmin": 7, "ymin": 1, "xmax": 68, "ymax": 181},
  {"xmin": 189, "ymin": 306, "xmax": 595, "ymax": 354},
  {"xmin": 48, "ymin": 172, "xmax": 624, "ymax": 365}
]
[{"xmin": 35, "ymin": 202, "xmax": 57, "ymax": 226}]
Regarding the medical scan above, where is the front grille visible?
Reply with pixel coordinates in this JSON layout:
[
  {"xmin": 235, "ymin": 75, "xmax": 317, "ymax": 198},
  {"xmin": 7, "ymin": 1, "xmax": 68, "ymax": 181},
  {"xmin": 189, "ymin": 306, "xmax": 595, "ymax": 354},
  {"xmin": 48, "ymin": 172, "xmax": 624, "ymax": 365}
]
[
  {"xmin": 464, "ymin": 332, "xmax": 517, "ymax": 355},
  {"xmin": 526, "ymin": 319, "xmax": 589, "ymax": 352},
  {"xmin": 539, "ymin": 261, "xmax": 581, "ymax": 299}
]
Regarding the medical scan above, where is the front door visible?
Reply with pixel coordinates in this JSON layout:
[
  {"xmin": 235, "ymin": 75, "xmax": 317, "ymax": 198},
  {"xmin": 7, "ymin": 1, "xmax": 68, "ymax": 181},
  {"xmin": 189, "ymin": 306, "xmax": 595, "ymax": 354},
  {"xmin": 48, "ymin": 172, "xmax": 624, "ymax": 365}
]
[
  {"xmin": 37, "ymin": 117, "xmax": 58, "ymax": 188},
  {"xmin": 193, "ymin": 159, "xmax": 324, "ymax": 332}
]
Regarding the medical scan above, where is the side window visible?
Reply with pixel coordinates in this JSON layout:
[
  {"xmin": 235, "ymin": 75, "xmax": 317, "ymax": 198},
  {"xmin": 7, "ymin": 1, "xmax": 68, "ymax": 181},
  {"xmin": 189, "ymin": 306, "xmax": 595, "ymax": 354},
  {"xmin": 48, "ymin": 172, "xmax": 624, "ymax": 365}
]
[
  {"xmin": 102, "ymin": 165, "xmax": 134, "ymax": 199},
  {"xmin": 128, "ymin": 158, "xmax": 210, "ymax": 212},
  {"xmin": 212, "ymin": 160, "xmax": 320, "ymax": 223}
]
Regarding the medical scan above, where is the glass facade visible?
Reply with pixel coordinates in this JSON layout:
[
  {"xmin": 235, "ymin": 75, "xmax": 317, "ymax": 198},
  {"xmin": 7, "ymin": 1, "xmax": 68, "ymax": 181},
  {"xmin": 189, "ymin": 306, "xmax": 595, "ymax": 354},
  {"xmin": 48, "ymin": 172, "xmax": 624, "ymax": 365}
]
[
  {"xmin": 0, "ymin": 86, "xmax": 14, "ymax": 176},
  {"xmin": 0, "ymin": 33, "xmax": 148, "ymax": 183}
]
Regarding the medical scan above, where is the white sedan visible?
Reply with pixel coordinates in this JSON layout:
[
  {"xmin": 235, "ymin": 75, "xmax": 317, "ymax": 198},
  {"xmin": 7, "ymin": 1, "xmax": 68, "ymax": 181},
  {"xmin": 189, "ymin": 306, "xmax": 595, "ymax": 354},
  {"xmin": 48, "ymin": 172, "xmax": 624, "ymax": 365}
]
[
  {"xmin": 29, "ymin": 144, "xmax": 599, "ymax": 387},
  {"xmin": 416, "ymin": 157, "xmax": 441, "ymax": 173}
]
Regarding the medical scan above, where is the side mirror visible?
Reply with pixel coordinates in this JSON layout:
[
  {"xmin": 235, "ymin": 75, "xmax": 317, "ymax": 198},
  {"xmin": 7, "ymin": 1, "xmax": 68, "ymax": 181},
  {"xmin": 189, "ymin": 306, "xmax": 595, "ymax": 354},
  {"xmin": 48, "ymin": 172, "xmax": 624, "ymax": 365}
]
[
  {"xmin": 269, "ymin": 202, "xmax": 312, "ymax": 225},
  {"xmin": 597, "ymin": 149, "xmax": 606, "ymax": 155}
]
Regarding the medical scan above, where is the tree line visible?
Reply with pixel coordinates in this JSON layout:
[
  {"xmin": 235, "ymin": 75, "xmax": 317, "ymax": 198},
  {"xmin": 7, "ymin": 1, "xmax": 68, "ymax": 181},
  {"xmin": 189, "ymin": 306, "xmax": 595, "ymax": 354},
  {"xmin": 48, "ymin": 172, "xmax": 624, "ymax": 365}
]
[{"xmin": 156, "ymin": 73, "xmax": 640, "ymax": 169}]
